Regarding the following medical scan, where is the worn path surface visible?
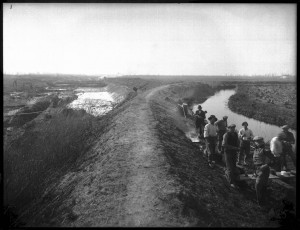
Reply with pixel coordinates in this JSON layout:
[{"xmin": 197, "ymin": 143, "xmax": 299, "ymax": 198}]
[
  {"xmin": 25, "ymin": 83, "xmax": 290, "ymax": 227},
  {"xmin": 29, "ymin": 84, "xmax": 186, "ymax": 227}
]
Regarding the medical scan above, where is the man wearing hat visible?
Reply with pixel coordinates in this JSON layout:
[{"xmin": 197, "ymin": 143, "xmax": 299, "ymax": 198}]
[
  {"xmin": 215, "ymin": 115, "xmax": 228, "ymax": 153},
  {"xmin": 238, "ymin": 121, "xmax": 254, "ymax": 166},
  {"xmin": 204, "ymin": 115, "xmax": 218, "ymax": 167},
  {"xmin": 252, "ymin": 136, "xmax": 276, "ymax": 205},
  {"xmin": 222, "ymin": 124, "xmax": 240, "ymax": 188},
  {"xmin": 279, "ymin": 125, "xmax": 296, "ymax": 167},
  {"xmin": 279, "ymin": 125, "xmax": 295, "ymax": 145},
  {"xmin": 194, "ymin": 105, "xmax": 207, "ymax": 139}
]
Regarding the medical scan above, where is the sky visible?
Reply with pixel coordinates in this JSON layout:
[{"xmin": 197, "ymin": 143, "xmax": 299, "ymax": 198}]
[{"xmin": 3, "ymin": 3, "xmax": 296, "ymax": 76}]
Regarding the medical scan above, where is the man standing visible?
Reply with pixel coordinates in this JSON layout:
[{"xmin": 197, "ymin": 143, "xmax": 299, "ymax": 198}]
[
  {"xmin": 238, "ymin": 122, "xmax": 254, "ymax": 166},
  {"xmin": 215, "ymin": 116, "xmax": 228, "ymax": 153},
  {"xmin": 222, "ymin": 124, "xmax": 240, "ymax": 188},
  {"xmin": 194, "ymin": 105, "xmax": 207, "ymax": 139},
  {"xmin": 204, "ymin": 115, "xmax": 218, "ymax": 168},
  {"xmin": 252, "ymin": 136, "xmax": 276, "ymax": 205},
  {"xmin": 270, "ymin": 133, "xmax": 286, "ymax": 171},
  {"xmin": 278, "ymin": 125, "xmax": 296, "ymax": 167},
  {"xmin": 279, "ymin": 125, "xmax": 295, "ymax": 144}
]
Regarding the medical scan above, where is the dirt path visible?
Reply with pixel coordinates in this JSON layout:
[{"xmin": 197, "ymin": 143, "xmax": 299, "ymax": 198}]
[
  {"xmin": 121, "ymin": 84, "xmax": 178, "ymax": 226},
  {"xmin": 28, "ymin": 84, "xmax": 185, "ymax": 227},
  {"xmin": 24, "ymin": 83, "xmax": 294, "ymax": 227}
]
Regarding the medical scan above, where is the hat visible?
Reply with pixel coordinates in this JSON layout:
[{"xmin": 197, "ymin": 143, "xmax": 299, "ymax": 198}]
[
  {"xmin": 223, "ymin": 116, "xmax": 228, "ymax": 119},
  {"xmin": 228, "ymin": 124, "xmax": 236, "ymax": 128},
  {"xmin": 281, "ymin": 125, "xmax": 289, "ymax": 130},
  {"xmin": 253, "ymin": 136, "xmax": 264, "ymax": 142},
  {"xmin": 208, "ymin": 115, "xmax": 217, "ymax": 121},
  {"xmin": 198, "ymin": 105, "xmax": 202, "ymax": 109},
  {"xmin": 242, "ymin": 121, "xmax": 248, "ymax": 126},
  {"xmin": 277, "ymin": 132, "xmax": 287, "ymax": 140}
]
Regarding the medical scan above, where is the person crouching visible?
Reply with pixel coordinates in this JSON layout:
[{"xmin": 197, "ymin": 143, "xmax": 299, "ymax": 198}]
[{"xmin": 252, "ymin": 136, "xmax": 276, "ymax": 206}]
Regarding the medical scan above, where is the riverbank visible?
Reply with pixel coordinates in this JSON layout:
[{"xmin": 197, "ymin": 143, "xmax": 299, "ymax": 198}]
[
  {"xmin": 228, "ymin": 82, "xmax": 296, "ymax": 130},
  {"xmin": 5, "ymin": 81, "xmax": 295, "ymax": 227}
]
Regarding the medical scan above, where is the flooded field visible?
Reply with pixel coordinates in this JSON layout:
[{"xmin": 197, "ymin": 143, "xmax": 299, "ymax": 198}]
[
  {"xmin": 3, "ymin": 76, "xmax": 125, "ymax": 121},
  {"xmin": 68, "ymin": 87, "xmax": 123, "ymax": 116}
]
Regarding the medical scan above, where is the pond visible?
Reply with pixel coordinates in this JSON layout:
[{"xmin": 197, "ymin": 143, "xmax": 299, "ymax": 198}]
[
  {"xmin": 192, "ymin": 89, "xmax": 296, "ymax": 147},
  {"xmin": 67, "ymin": 87, "xmax": 123, "ymax": 117}
]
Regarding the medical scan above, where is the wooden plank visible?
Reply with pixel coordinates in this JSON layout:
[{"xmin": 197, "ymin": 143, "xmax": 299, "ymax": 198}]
[
  {"xmin": 275, "ymin": 172, "xmax": 295, "ymax": 178},
  {"xmin": 239, "ymin": 173, "xmax": 279, "ymax": 181}
]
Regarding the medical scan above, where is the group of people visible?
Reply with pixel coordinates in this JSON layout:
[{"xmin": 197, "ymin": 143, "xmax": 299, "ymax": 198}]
[{"xmin": 193, "ymin": 104, "xmax": 296, "ymax": 205}]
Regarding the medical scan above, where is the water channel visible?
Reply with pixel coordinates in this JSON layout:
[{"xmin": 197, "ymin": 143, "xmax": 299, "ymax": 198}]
[{"xmin": 192, "ymin": 89, "xmax": 296, "ymax": 148}]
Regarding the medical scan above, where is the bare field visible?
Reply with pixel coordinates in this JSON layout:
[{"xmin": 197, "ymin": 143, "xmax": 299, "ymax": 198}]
[{"xmin": 228, "ymin": 82, "xmax": 296, "ymax": 130}]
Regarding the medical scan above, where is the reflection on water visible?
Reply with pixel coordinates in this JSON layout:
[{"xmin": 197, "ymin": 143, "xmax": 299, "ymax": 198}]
[
  {"xmin": 193, "ymin": 89, "xmax": 296, "ymax": 145},
  {"xmin": 68, "ymin": 87, "xmax": 119, "ymax": 117},
  {"xmin": 76, "ymin": 92, "xmax": 114, "ymax": 101}
]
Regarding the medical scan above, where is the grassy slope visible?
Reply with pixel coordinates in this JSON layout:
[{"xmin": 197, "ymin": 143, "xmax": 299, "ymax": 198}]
[
  {"xmin": 3, "ymin": 78, "xmax": 163, "ymax": 227},
  {"xmin": 3, "ymin": 109, "xmax": 105, "ymax": 219}
]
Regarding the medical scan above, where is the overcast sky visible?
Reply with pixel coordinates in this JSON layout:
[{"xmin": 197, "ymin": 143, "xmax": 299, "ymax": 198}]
[{"xmin": 3, "ymin": 3, "xmax": 296, "ymax": 76}]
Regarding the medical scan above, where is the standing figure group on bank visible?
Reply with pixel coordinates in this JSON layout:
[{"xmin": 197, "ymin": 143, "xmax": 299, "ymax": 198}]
[{"xmin": 193, "ymin": 104, "xmax": 296, "ymax": 205}]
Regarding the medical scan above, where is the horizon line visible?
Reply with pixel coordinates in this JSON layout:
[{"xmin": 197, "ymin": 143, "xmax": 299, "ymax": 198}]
[{"xmin": 3, "ymin": 73, "xmax": 295, "ymax": 77}]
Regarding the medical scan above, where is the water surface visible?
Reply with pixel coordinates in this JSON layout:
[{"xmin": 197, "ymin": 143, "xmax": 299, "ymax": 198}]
[
  {"xmin": 193, "ymin": 89, "xmax": 296, "ymax": 145},
  {"xmin": 68, "ymin": 87, "xmax": 121, "ymax": 116}
]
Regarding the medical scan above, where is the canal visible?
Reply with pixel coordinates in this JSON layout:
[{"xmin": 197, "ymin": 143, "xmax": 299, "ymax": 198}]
[{"xmin": 193, "ymin": 89, "xmax": 296, "ymax": 148}]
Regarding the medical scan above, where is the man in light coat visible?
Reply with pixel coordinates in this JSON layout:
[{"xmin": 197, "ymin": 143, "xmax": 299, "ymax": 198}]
[
  {"xmin": 270, "ymin": 132, "xmax": 286, "ymax": 171},
  {"xmin": 238, "ymin": 121, "xmax": 254, "ymax": 166},
  {"xmin": 204, "ymin": 115, "xmax": 218, "ymax": 168}
]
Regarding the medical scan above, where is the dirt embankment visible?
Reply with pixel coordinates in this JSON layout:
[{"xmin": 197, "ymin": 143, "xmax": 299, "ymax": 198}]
[
  {"xmin": 228, "ymin": 82, "xmax": 296, "ymax": 130},
  {"xmin": 16, "ymin": 82, "xmax": 293, "ymax": 227}
]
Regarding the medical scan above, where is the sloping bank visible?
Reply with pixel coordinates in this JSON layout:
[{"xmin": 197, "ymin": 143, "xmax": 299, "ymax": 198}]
[
  {"xmin": 148, "ymin": 83, "xmax": 279, "ymax": 227},
  {"xmin": 16, "ymin": 82, "xmax": 285, "ymax": 227}
]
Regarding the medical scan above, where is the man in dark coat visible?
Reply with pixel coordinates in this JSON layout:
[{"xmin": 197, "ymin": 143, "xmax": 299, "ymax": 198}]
[
  {"xmin": 194, "ymin": 105, "xmax": 207, "ymax": 139},
  {"xmin": 252, "ymin": 136, "xmax": 276, "ymax": 205},
  {"xmin": 278, "ymin": 125, "xmax": 296, "ymax": 168},
  {"xmin": 222, "ymin": 124, "xmax": 240, "ymax": 188},
  {"xmin": 215, "ymin": 115, "xmax": 228, "ymax": 153}
]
